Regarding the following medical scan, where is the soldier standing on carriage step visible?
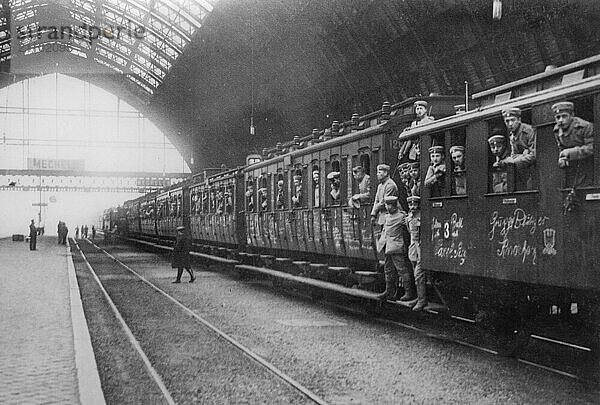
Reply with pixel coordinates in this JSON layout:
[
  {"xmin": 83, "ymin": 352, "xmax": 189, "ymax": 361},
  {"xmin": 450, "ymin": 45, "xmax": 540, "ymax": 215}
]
[
  {"xmin": 371, "ymin": 164, "xmax": 399, "ymax": 229},
  {"xmin": 377, "ymin": 196, "xmax": 410, "ymax": 301},
  {"xmin": 172, "ymin": 226, "xmax": 195, "ymax": 283},
  {"xmin": 552, "ymin": 101, "xmax": 595, "ymax": 187}
]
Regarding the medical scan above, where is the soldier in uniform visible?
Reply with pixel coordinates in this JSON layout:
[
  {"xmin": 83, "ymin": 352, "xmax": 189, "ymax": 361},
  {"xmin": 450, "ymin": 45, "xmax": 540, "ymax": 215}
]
[
  {"xmin": 376, "ymin": 196, "xmax": 409, "ymax": 301},
  {"xmin": 450, "ymin": 145, "xmax": 467, "ymax": 195},
  {"xmin": 406, "ymin": 196, "xmax": 426, "ymax": 310},
  {"xmin": 424, "ymin": 145, "xmax": 446, "ymax": 197},
  {"xmin": 397, "ymin": 162, "xmax": 412, "ymax": 195},
  {"xmin": 291, "ymin": 175, "xmax": 303, "ymax": 208},
  {"xmin": 29, "ymin": 219, "xmax": 37, "ymax": 251},
  {"xmin": 276, "ymin": 179, "xmax": 285, "ymax": 209},
  {"xmin": 398, "ymin": 100, "xmax": 435, "ymax": 161},
  {"xmin": 409, "ymin": 162, "xmax": 420, "ymax": 197},
  {"xmin": 502, "ymin": 107, "xmax": 536, "ymax": 190},
  {"xmin": 370, "ymin": 164, "xmax": 399, "ymax": 229},
  {"xmin": 327, "ymin": 171, "xmax": 341, "ymax": 203},
  {"xmin": 552, "ymin": 101, "xmax": 594, "ymax": 187},
  {"xmin": 488, "ymin": 129, "xmax": 510, "ymax": 193},
  {"xmin": 171, "ymin": 226, "xmax": 195, "ymax": 283},
  {"xmin": 349, "ymin": 165, "xmax": 371, "ymax": 207},
  {"xmin": 312, "ymin": 168, "xmax": 320, "ymax": 208}
]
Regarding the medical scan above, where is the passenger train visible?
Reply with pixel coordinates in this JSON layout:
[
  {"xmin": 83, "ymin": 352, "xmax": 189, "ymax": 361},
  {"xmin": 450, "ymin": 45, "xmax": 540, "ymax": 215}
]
[{"xmin": 104, "ymin": 56, "xmax": 600, "ymax": 358}]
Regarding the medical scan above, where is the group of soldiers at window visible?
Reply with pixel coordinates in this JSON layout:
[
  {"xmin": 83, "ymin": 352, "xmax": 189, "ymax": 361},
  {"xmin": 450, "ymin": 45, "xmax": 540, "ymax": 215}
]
[
  {"xmin": 404, "ymin": 100, "xmax": 593, "ymax": 199},
  {"xmin": 191, "ymin": 189, "xmax": 233, "ymax": 215}
]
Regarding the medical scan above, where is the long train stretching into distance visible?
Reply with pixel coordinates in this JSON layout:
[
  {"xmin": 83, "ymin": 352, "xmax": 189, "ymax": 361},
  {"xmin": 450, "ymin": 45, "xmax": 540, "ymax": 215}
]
[{"xmin": 104, "ymin": 56, "xmax": 600, "ymax": 359}]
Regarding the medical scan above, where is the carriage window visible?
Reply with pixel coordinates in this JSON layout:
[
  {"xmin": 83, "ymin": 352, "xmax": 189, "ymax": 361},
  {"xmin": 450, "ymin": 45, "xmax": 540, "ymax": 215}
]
[
  {"xmin": 225, "ymin": 185, "xmax": 234, "ymax": 214},
  {"xmin": 311, "ymin": 163, "xmax": 320, "ymax": 208},
  {"xmin": 554, "ymin": 96, "xmax": 595, "ymax": 188},
  {"xmin": 201, "ymin": 188, "xmax": 208, "ymax": 213},
  {"xmin": 291, "ymin": 167, "xmax": 304, "ymax": 208},
  {"xmin": 216, "ymin": 187, "xmax": 225, "ymax": 214},
  {"xmin": 487, "ymin": 107, "xmax": 538, "ymax": 194},
  {"xmin": 245, "ymin": 178, "xmax": 255, "ymax": 212},
  {"xmin": 424, "ymin": 133, "xmax": 447, "ymax": 198},
  {"xmin": 327, "ymin": 159, "xmax": 341, "ymax": 205},
  {"xmin": 351, "ymin": 152, "xmax": 372, "ymax": 205},
  {"xmin": 258, "ymin": 175, "xmax": 269, "ymax": 211},
  {"xmin": 190, "ymin": 190, "xmax": 197, "ymax": 215},
  {"xmin": 275, "ymin": 172, "xmax": 285, "ymax": 210}
]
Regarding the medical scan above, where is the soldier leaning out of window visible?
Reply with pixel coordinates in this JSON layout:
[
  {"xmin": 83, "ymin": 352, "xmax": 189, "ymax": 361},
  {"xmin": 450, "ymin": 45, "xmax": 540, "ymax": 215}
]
[
  {"xmin": 552, "ymin": 101, "xmax": 594, "ymax": 187},
  {"xmin": 488, "ymin": 128, "xmax": 510, "ymax": 193},
  {"xmin": 424, "ymin": 145, "xmax": 446, "ymax": 197},
  {"xmin": 349, "ymin": 165, "xmax": 371, "ymax": 207},
  {"xmin": 450, "ymin": 145, "xmax": 466, "ymax": 195},
  {"xmin": 502, "ymin": 107, "xmax": 536, "ymax": 190}
]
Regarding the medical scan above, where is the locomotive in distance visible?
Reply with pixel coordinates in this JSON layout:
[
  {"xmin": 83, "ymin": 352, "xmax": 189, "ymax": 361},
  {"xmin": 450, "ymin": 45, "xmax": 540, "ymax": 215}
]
[{"xmin": 106, "ymin": 55, "xmax": 600, "ymax": 358}]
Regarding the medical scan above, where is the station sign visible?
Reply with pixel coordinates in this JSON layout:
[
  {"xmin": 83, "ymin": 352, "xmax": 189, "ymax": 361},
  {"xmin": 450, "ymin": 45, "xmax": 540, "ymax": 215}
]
[{"xmin": 27, "ymin": 158, "xmax": 85, "ymax": 171}]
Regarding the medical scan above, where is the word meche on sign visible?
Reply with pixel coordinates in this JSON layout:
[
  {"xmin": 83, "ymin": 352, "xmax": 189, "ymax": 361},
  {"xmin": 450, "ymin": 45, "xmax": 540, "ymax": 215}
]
[{"xmin": 488, "ymin": 208, "xmax": 556, "ymax": 265}]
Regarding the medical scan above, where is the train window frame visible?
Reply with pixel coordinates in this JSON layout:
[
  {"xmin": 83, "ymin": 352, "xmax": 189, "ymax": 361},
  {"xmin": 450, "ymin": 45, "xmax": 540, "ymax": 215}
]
[
  {"xmin": 326, "ymin": 155, "xmax": 342, "ymax": 206},
  {"xmin": 258, "ymin": 174, "xmax": 269, "ymax": 212},
  {"xmin": 310, "ymin": 161, "xmax": 321, "ymax": 209},
  {"xmin": 275, "ymin": 170, "xmax": 286, "ymax": 210},
  {"xmin": 424, "ymin": 127, "xmax": 469, "ymax": 201},
  {"xmin": 245, "ymin": 176, "xmax": 256, "ymax": 213},
  {"xmin": 552, "ymin": 95, "xmax": 596, "ymax": 190},
  {"xmin": 291, "ymin": 165, "xmax": 305, "ymax": 209},
  {"xmin": 484, "ymin": 111, "xmax": 540, "ymax": 197}
]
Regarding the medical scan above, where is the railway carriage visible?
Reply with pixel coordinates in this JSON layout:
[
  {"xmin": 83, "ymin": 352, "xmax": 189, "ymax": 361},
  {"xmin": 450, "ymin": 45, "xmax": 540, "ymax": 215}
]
[{"xmin": 113, "ymin": 56, "xmax": 600, "ymax": 361}]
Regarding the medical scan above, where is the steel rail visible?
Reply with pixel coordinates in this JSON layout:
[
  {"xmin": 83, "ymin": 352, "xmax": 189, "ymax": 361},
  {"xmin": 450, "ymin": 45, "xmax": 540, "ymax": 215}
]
[
  {"xmin": 71, "ymin": 240, "xmax": 177, "ymax": 405},
  {"xmin": 84, "ymin": 239, "xmax": 330, "ymax": 405}
]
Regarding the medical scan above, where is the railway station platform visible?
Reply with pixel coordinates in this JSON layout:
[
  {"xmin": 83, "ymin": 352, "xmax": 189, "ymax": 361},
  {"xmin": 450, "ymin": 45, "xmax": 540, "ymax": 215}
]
[{"xmin": 0, "ymin": 236, "xmax": 104, "ymax": 404}]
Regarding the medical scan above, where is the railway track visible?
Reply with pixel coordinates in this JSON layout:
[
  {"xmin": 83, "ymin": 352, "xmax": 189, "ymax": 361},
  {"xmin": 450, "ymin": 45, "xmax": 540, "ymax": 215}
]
[
  {"xmin": 71, "ymin": 238, "xmax": 328, "ymax": 404},
  {"xmin": 117, "ymin": 235, "xmax": 598, "ymax": 384}
]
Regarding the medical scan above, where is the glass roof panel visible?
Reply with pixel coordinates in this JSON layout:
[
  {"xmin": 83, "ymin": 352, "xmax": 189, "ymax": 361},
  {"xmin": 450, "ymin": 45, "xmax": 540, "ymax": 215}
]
[{"xmin": 4, "ymin": 0, "xmax": 217, "ymax": 95}]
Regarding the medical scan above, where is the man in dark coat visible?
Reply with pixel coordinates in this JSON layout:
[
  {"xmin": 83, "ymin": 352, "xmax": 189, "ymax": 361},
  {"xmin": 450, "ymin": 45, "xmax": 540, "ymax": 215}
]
[
  {"xmin": 172, "ymin": 226, "xmax": 195, "ymax": 283},
  {"xmin": 29, "ymin": 219, "xmax": 37, "ymax": 251}
]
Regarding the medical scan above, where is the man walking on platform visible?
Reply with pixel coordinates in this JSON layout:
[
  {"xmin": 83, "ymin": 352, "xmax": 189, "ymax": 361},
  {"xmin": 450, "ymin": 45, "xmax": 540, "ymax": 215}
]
[
  {"xmin": 29, "ymin": 219, "xmax": 37, "ymax": 251},
  {"xmin": 172, "ymin": 226, "xmax": 195, "ymax": 283}
]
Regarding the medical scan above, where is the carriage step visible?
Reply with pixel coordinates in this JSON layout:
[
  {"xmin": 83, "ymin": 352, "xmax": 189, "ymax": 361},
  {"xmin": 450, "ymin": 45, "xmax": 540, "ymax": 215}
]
[
  {"xmin": 291, "ymin": 261, "xmax": 310, "ymax": 276},
  {"xmin": 274, "ymin": 257, "xmax": 293, "ymax": 272},
  {"xmin": 259, "ymin": 254, "xmax": 276, "ymax": 266},
  {"xmin": 353, "ymin": 271, "xmax": 380, "ymax": 285},
  {"xmin": 309, "ymin": 263, "xmax": 329, "ymax": 280}
]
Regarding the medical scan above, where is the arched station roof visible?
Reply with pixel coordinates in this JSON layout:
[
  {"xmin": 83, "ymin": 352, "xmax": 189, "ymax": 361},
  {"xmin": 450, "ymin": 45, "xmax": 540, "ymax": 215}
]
[{"xmin": 1, "ymin": 0, "xmax": 600, "ymax": 170}]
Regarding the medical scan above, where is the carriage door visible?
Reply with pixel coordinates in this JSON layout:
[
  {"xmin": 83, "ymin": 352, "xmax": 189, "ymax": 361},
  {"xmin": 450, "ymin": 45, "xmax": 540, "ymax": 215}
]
[
  {"xmin": 309, "ymin": 156, "xmax": 324, "ymax": 254},
  {"xmin": 481, "ymin": 112, "xmax": 544, "ymax": 285},
  {"xmin": 273, "ymin": 167, "xmax": 287, "ymax": 251},
  {"xmin": 542, "ymin": 95, "xmax": 600, "ymax": 289},
  {"xmin": 322, "ymin": 152, "xmax": 341, "ymax": 255}
]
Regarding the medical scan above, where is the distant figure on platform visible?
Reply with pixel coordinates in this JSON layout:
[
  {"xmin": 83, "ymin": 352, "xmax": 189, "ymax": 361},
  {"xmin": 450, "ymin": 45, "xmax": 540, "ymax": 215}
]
[
  {"xmin": 58, "ymin": 222, "xmax": 68, "ymax": 244},
  {"xmin": 29, "ymin": 219, "xmax": 37, "ymax": 251},
  {"xmin": 172, "ymin": 226, "xmax": 195, "ymax": 283},
  {"xmin": 91, "ymin": 226, "xmax": 96, "ymax": 240},
  {"xmin": 57, "ymin": 221, "xmax": 62, "ymax": 244},
  {"xmin": 75, "ymin": 226, "xmax": 80, "ymax": 239},
  {"xmin": 83, "ymin": 225, "xmax": 89, "ymax": 238}
]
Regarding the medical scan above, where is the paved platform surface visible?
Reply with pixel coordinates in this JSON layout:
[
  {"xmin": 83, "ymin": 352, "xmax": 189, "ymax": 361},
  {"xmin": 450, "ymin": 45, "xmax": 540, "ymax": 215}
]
[{"xmin": 0, "ymin": 236, "xmax": 104, "ymax": 404}]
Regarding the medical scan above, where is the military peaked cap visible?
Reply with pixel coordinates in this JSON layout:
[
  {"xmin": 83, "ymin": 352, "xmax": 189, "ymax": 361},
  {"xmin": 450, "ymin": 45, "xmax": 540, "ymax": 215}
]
[
  {"xmin": 502, "ymin": 107, "xmax": 521, "ymax": 118},
  {"xmin": 384, "ymin": 195, "xmax": 398, "ymax": 204},
  {"xmin": 428, "ymin": 145, "xmax": 444, "ymax": 154},
  {"xmin": 552, "ymin": 101, "xmax": 574, "ymax": 114},
  {"xmin": 377, "ymin": 164, "xmax": 390, "ymax": 171},
  {"xmin": 449, "ymin": 145, "xmax": 465, "ymax": 154},
  {"xmin": 176, "ymin": 226, "xmax": 185, "ymax": 231},
  {"xmin": 414, "ymin": 100, "xmax": 428, "ymax": 109},
  {"xmin": 406, "ymin": 195, "xmax": 421, "ymax": 203},
  {"xmin": 327, "ymin": 171, "xmax": 340, "ymax": 180}
]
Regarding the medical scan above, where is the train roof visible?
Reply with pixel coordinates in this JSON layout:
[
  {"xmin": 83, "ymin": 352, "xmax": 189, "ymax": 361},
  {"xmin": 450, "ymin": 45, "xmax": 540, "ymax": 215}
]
[{"xmin": 472, "ymin": 54, "xmax": 600, "ymax": 107}]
